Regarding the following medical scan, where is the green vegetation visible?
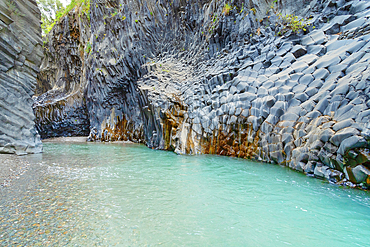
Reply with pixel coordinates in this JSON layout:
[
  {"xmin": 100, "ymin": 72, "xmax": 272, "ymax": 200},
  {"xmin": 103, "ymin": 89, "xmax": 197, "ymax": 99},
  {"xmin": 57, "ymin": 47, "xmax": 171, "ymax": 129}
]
[
  {"xmin": 209, "ymin": 13, "xmax": 219, "ymax": 34},
  {"xmin": 213, "ymin": 14, "xmax": 217, "ymax": 23},
  {"xmin": 240, "ymin": 3, "xmax": 244, "ymax": 14},
  {"xmin": 57, "ymin": 0, "xmax": 90, "ymax": 21},
  {"xmin": 42, "ymin": 36, "xmax": 49, "ymax": 47},
  {"xmin": 111, "ymin": 9, "xmax": 118, "ymax": 17},
  {"xmin": 6, "ymin": 0, "xmax": 25, "ymax": 18},
  {"xmin": 85, "ymin": 42, "xmax": 91, "ymax": 54},
  {"xmin": 269, "ymin": 0, "xmax": 278, "ymax": 14},
  {"xmin": 37, "ymin": 0, "xmax": 90, "ymax": 35},
  {"xmin": 222, "ymin": 3, "xmax": 231, "ymax": 15},
  {"xmin": 37, "ymin": 0, "xmax": 64, "ymax": 34},
  {"xmin": 277, "ymin": 13, "xmax": 307, "ymax": 35},
  {"xmin": 265, "ymin": 0, "xmax": 308, "ymax": 35}
]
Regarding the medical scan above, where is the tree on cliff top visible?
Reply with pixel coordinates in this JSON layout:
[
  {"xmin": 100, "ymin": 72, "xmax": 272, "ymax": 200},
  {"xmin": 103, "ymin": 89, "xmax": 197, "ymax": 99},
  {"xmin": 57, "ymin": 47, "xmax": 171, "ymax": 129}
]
[
  {"xmin": 37, "ymin": 0, "xmax": 65, "ymax": 34},
  {"xmin": 37, "ymin": 0, "xmax": 90, "ymax": 35}
]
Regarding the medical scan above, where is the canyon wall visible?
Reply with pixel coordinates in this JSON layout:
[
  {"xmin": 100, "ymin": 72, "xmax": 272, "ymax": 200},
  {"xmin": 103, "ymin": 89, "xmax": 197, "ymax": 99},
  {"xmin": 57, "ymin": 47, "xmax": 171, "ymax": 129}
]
[
  {"xmin": 0, "ymin": 0, "xmax": 43, "ymax": 154},
  {"xmin": 36, "ymin": 0, "xmax": 370, "ymax": 188},
  {"xmin": 33, "ymin": 5, "xmax": 91, "ymax": 138}
]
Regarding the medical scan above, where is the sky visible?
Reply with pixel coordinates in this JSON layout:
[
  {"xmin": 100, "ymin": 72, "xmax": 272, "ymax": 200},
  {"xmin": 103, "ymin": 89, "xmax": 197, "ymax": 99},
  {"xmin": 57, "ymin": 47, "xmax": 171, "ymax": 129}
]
[{"xmin": 60, "ymin": 0, "xmax": 70, "ymax": 7}]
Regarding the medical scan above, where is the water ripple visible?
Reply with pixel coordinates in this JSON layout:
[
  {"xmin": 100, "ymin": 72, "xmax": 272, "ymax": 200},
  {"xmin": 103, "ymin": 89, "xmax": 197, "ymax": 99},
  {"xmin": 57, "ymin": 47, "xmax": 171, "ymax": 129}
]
[{"xmin": 0, "ymin": 143, "xmax": 370, "ymax": 246}]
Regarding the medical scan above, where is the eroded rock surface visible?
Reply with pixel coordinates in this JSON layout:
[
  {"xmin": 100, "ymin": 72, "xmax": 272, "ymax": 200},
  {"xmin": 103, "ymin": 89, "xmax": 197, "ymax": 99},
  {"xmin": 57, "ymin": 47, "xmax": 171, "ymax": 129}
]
[
  {"xmin": 36, "ymin": 0, "xmax": 370, "ymax": 188},
  {"xmin": 0, "ymin": 0, "xmax": 43, "ymax": 154},
  {"xmin": 33, "ymin": 6, "xmax": 91, "ymax": 138}
]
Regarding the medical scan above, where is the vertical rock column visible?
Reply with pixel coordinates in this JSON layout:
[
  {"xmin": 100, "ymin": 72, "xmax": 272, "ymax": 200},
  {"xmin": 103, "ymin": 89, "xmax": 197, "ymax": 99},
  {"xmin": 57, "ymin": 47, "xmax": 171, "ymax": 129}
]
[
  {"xmin": 33, "ymin": 8, "xmax": 91, "ymax": 139},
  {"xmin": 0, "ymin": 0, "xmax": 43, "ymax": 154}
]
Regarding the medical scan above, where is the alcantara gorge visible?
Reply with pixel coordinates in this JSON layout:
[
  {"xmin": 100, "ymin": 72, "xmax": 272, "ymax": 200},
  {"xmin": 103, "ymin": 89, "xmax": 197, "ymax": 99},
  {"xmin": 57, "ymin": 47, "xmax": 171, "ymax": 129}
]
[
  {"xmin": 1, "ymin": 0, "xmax": 370, "ymax": 189},
  {"xmin": 1, "ymin": 0, "xmax": 370, "ymax": 246}
]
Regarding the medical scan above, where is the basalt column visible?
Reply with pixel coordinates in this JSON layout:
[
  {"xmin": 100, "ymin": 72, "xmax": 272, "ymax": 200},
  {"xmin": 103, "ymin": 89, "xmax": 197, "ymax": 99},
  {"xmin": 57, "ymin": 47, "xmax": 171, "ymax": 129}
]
[{"xmin": 0, "ymin": 0, "xmax": 43, "ymax": 154}]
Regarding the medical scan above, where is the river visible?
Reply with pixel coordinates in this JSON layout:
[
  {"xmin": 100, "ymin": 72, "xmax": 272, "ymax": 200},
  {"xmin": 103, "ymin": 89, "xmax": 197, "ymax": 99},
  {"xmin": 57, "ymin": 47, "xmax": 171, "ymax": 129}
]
[{"xmin": 1, "ymin": 142, "xmax": 370, "ymax": 246}]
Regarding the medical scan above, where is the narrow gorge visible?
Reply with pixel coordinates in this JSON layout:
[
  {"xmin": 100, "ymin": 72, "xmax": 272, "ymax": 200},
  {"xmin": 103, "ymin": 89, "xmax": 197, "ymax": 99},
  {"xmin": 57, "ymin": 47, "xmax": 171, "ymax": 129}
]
[{"xmin": 2, "ymin": 0, "xmax": 370, "ymax": 189}]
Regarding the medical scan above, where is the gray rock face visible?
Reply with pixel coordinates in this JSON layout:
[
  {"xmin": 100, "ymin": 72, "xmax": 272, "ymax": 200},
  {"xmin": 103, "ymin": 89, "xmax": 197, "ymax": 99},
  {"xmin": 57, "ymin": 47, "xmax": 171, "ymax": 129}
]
[
  {"xmin": 0, "ymin": 0, "xmax": 43, "ymax": 154},
  {"xmin": 36, "ymin": 0, "xmax": 370, "ymax": 188},
  {"xmin": 33, "ymin": 7, "xmax": 91, "ymax": 139}
]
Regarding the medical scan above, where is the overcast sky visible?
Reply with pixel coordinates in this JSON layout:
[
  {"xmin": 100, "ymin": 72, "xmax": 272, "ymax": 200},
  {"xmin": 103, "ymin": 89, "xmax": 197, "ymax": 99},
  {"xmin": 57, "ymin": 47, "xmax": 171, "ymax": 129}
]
[{"xmin": 60, "ymin": 0, "xmax": 70, "ymax": 7}]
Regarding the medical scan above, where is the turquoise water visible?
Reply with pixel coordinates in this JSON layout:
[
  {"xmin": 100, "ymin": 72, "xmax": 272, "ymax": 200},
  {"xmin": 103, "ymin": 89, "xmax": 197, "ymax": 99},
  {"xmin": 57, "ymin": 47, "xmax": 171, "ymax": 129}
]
[{"xmin": 1, "ymin": 143, "xmax": 370, "ymax": 246}]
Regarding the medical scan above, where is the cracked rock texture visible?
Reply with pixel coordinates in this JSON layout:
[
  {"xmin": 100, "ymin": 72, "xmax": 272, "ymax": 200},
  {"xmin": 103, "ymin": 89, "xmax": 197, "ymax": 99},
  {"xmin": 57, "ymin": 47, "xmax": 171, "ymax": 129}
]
[
  {"xmin": 33, "ymin": 5, "xmax": 91, "ymax": 138},
  {"xmin": 36, "ymin": 0, "xmax": 370, "ymax": 188},
  {"xmin": 0, "ymin": 0, "xmax": 43, "ymax": 154}
]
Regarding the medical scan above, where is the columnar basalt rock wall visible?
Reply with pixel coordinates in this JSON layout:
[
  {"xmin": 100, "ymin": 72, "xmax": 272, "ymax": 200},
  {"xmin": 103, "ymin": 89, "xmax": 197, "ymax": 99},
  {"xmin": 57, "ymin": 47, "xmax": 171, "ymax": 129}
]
[
  {"xmin": 85, "ymin": 0, "xmax": 212, "ymax": 146},
  {"xmin": 36, "ymin": 0, "xmax": 370, "ymax": 188},
  {"xmin": 33, "ymin": 7, "xmax": 91, "ymax": 139},
  {"xmin": 0, "ymin": 0, "xmax": 43, "ymax": 154}
]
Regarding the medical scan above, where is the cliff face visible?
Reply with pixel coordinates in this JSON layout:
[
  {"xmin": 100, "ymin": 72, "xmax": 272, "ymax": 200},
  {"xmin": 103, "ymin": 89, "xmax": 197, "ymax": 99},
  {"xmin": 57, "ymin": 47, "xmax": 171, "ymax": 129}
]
[
  {"xmin": 0, "ymin": 0, "xmax": 43, "ymax": 154},
  {"xmin": 33, "ymin": 6, "xmax": 91, "ymax": 138},
  {"xmin": 36, "ymin": 0, "xmax": 370, "ymax": 188}
]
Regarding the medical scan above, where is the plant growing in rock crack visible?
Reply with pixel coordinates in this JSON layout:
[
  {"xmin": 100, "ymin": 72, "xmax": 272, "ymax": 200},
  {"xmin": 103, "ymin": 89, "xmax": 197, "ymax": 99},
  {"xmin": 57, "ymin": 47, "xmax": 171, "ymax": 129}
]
[
  {"xmin": 223, "ymin": 3, "xmax": 231, "ymax": 15},
  {"xmin": 277, "ymin": 13, "xmax": 307, "ymax": 35},
  {"xmin": 240, "ymin": 3, "xmax": 244, "ymax": 14},
  {"xmin": 42, "ymin": 36, "xmax": 49, "ymax": 48},
  {"xmin": 111, "ymin": 9, "xmax": 118, "ymax": 17},
  {"xmin": 212, "ymin": 13, "xmax": 218, "ymax": 23},
  {"xmin": 6, "ymin": 0, "xmax": 25, "ymax": 18},
  {"xmin": 268, "ymin": 0, "xmax": 278, "ymax": 14},
  {"xmin": 208, "ymin": 13, "xmax": 219, "ymax": 34},
  {"xmin": 85, "ymin": 42, "xmax": 92, "ymax": 54},
  {"xmin": 266, "ymin": 0, "xmax": 308, "ymax": 36}
]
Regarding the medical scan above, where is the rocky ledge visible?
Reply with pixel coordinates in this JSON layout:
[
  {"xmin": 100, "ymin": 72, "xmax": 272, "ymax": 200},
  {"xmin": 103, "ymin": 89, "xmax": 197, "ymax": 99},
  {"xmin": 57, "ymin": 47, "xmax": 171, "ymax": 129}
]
[
  {"xmin": 36, "ymin": 0, "xmax": 370, "ymax": 188},
  {"xmin": 0, "ymin": 0, "xmax": 43, "ymax": 155}
]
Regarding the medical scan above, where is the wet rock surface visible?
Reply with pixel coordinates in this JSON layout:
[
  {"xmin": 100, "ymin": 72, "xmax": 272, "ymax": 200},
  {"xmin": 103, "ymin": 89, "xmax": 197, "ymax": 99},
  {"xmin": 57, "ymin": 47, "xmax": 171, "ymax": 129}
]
[
  {"xmin": 0, "ymin": 0, "xmax": 43, "ymax": 154},
  {"xmin": 36, "ymin": 0, "xmax": 370, "ymax": 188}
]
